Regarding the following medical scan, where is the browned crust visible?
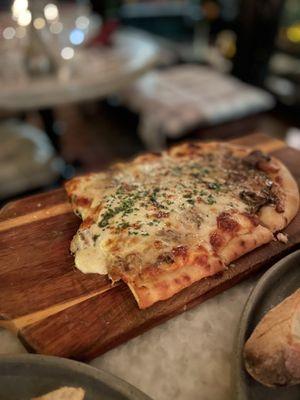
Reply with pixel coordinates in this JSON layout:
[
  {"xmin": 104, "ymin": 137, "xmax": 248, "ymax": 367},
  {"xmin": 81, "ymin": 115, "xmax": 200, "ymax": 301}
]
[
  {"xmin": 209, "ymin": 211, "xmax": 274, "ymax": 264},
  {"xmin": 132, "ymin": 152, "xmax": 163, "ymax": 164},
  {"xmin": 65, "ymin": 172, "xmax": 108, "ymax": 219},
  {"xmin": 166, "ymin": 141, "xmax": 250, "ymax": 159},
  {"xmin": 259, "ymin": 158, "xmax": 299, "ymax": 232},
  {"xmin": 218, "ymin": 225, "xmax": 273, "ymax": 264},
  {"xmin": 128, "ymin": 253, "xmax": 225, "ymax": 309}
]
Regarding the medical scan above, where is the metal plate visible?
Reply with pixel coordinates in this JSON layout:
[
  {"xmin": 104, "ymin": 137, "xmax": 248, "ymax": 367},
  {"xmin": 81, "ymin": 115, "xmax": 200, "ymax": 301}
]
[
  {"xmin": 0, "ymin": 354, "xmax": 151, "ymax": 400},
  {"xmin": 233, "ymin": 250, "xmax": 300, "ymax": 400}
]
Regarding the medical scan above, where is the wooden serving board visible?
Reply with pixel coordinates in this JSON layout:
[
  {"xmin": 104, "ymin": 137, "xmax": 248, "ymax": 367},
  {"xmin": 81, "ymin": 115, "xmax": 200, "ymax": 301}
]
[{"xmin": 1, "ymin": 133, "xmax": 300, "ymax": 361}]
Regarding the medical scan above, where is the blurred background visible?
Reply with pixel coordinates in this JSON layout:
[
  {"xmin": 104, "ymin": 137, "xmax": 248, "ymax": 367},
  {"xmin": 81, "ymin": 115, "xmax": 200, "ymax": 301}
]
[{"xmin": 0, "ymin": 0, "xmax": 299, "ymax": 204}]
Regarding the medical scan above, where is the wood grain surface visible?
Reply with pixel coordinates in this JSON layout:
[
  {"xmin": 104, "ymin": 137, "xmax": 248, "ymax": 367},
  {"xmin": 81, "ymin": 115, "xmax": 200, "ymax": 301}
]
[{"xmin": 1, "ymin": 133, "xmax": 299, "ymax": 360}]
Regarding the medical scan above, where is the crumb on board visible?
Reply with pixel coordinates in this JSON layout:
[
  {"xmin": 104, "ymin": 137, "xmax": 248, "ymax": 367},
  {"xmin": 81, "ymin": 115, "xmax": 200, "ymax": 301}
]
[{"xmin": 276, "ymin": 232, "xmax": 288, "ymax": 244}]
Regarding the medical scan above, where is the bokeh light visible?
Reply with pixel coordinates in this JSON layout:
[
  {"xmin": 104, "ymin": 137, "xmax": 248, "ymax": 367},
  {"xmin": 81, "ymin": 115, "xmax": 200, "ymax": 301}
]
[
  {"xmin": 75, "ymin": 16, "xmax": 89, "ymax": 30},
  {"xmin": 17, "ymin": 9, "xmax": 32, "ymax": 27},
  {"xmin": 69, "ymin": 29, "xmax": 85, "ymax": 45},
  {"xmin": 33, "ymin": 17, "xmax": 46, "ymax": 30},
  {"xmin": 3, "ymin": 27, "xmax": 16, "ymax": 40},
  {"xmin": 44, "ymin": 3, "xmax": 59, "ymax": 21},
  {"xmin": 61, "ymin": 47, "xmax": 74, "ymax": 60},
  {"xmin": 50, "ymin": 21, "xmax": 63, "ymax": 34},
  {"xmin": 11, "ymin": 0, "xmax": 28, "ymax": 20},
  {"xmin": 287, "ymin": 23, "xmax": 300, "ymax": 43},
  {"xmin": 15, "ymin": 26, "xmax": 26, "ymax": 38}
]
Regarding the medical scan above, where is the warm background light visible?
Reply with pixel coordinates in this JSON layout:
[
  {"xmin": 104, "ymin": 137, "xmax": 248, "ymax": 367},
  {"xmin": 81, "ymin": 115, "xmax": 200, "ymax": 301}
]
[
  {"xmin": 33, "ymin": 17, "xmax": 46, "ymax": 30},
  {"xmin": 11, "ymin": 0, "xmax": 28, "ymax": 21},
  {"xmin": 44, "ymin": 3, "xmax": 59, "ymax": 21},
  {"xmin": 75, "ymin": 15, "xmax": 89, "ymax": 30},
  {"xmin": 49, "ymin": 21, "xmax": 63, "ymax": 34},
  {"xmin": 15, "ymin": 26, "xmax": 26, "ymax": 38},
  {"xmin": 61, "ymin": 46, "xmax": 74, "ymax": 60},
  {"xmin": 3, "ymin": 27, "xmax": 16, "ymax": 40},
  {"xmin": 287, "ymin": 23, "xmax": 300, "ymax": 43},
  {"xmin": 17, "ymin": 9, "xmax": 32, "ymax": 27}
]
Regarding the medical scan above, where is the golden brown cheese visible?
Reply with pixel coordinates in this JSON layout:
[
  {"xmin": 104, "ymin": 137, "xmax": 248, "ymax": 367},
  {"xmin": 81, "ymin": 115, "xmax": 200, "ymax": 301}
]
[
  {"xmin": 68, "ymin": 144, "xmax": 284, "ymax": 284},
  {"xmin": 66, "ymin": 141, "xmax": 299, "ymax": 308}
]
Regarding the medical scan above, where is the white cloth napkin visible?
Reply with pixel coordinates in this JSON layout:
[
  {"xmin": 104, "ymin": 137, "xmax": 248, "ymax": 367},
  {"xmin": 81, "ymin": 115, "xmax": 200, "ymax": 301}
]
[{"xmin": 120, "ymin": 65, "xmax": 275, "ymax": 150}]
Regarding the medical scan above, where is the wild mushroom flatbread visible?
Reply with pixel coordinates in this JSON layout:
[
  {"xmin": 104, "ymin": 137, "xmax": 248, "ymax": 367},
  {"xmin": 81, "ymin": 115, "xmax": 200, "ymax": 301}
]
[{"xmin": 65, "ymin": 141, "xmax": 299, "ymax": 308}]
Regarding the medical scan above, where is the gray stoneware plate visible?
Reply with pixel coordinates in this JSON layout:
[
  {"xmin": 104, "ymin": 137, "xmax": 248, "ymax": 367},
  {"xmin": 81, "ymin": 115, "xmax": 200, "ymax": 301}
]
[
  {"xmin": 0, "ymin": 354, "xmax": 152, "ymax": 400},
  {"xmin": 233, "ymin": 249, "xmax": 300, "ymax": 400}
]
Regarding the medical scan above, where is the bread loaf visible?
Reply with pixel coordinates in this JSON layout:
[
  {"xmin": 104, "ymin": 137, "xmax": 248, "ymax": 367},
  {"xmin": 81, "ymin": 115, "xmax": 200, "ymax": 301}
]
[{"xmin": 244, "ymin": 288, "xmax": 300, "ymax": 386}]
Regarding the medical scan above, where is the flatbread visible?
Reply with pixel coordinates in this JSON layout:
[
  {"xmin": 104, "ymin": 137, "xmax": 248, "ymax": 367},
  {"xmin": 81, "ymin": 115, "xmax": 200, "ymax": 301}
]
[{"xmin": 65, "ymin": 141, "xmax": 299, "ymax": 308}]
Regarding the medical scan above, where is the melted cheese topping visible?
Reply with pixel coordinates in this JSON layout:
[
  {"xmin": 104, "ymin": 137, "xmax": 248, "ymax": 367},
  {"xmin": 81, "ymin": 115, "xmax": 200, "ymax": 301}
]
[
  {"xmin": 75, "ymin": 247, "xmax": 107, "ymax": 274},
  {"xmin": 70, "ymin": 145, "xmax": 281, "ymax": 281}
]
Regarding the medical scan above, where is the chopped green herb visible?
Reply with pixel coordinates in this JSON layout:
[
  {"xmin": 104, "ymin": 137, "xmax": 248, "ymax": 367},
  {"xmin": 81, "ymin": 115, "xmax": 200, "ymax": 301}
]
[
  {"xmin": 172, "ymin": 166, "xmax": 182, "ymax": 175},
  {"xmin": 150, "ymin": 187, "xmax": 160, "ymax": 201},
  {"xmin": 117, "ymin": 222, "xmax": 130, "ymax": 230},
  {"xmin": 206, "ymin": 194, "xmax": 216, "ymax": 205},
  {"xmin": 92, "ymin": 234, "xmax": 100, "ymax": 242},
  {"xmin": 191, "ymin": 172, "xmax": 202, "ymax": 180},
  {"xmin": 207, "ymin": 182, "xmax": 222, "ymax": 191},
  {"xmin": 116, "ymin": 186, "xmax": 124, "ymax": 195},
  {"xmin": 98, "ymin": 197, "xmax": 135, "ymax": 227},
  {"xmin": 129, "ymin": 231, "xmax": 139, "ymax": 235}
]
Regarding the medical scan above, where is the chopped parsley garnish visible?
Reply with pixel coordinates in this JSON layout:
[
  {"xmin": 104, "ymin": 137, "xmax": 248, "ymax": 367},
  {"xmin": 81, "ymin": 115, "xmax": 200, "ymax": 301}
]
[
  {"xmin": 117, "ymin": 222, "xmax": 130, "ymax": 230},
  {"xmin": 97, "ymin": 154, "xmax": 227, "ymax": 236},
  {"xmin": 206, "ymin": 194, "xmax": 216, "ymax": 205},
  {"xmin": 149, "ymin": 187, "xmax": 167, "ymax": 209},
  {"xmin": 191, "ymin": 172, "xmax": 203, "ymax": 180},
  {"xmin": 92, "ymin": 234, "xmax": 100, "ymax": 243},
  {"xmin": 116, "ymin": 186, "xmax": 125, "ymax": 196},
  {"xmin": 149, "ymin": 187, "xmax": 160, "ymax": 201},
  {"xmin": 207, "ymin": 182, "xmax": 222, "ymax": 191},
  {"xmin": 182, "ymin": 192, "xmax": 195, "ymax": 205},
  {"xmin": 172, "ymin": 166, "xmax": 182, "ymax": 175},
  {"xmin": 187, "ymin": 198, "xmax": 195, "ymax": 205},
  {"xmin": 98, "ymin": 197, "xmax": 135, "ymax": 227}
]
